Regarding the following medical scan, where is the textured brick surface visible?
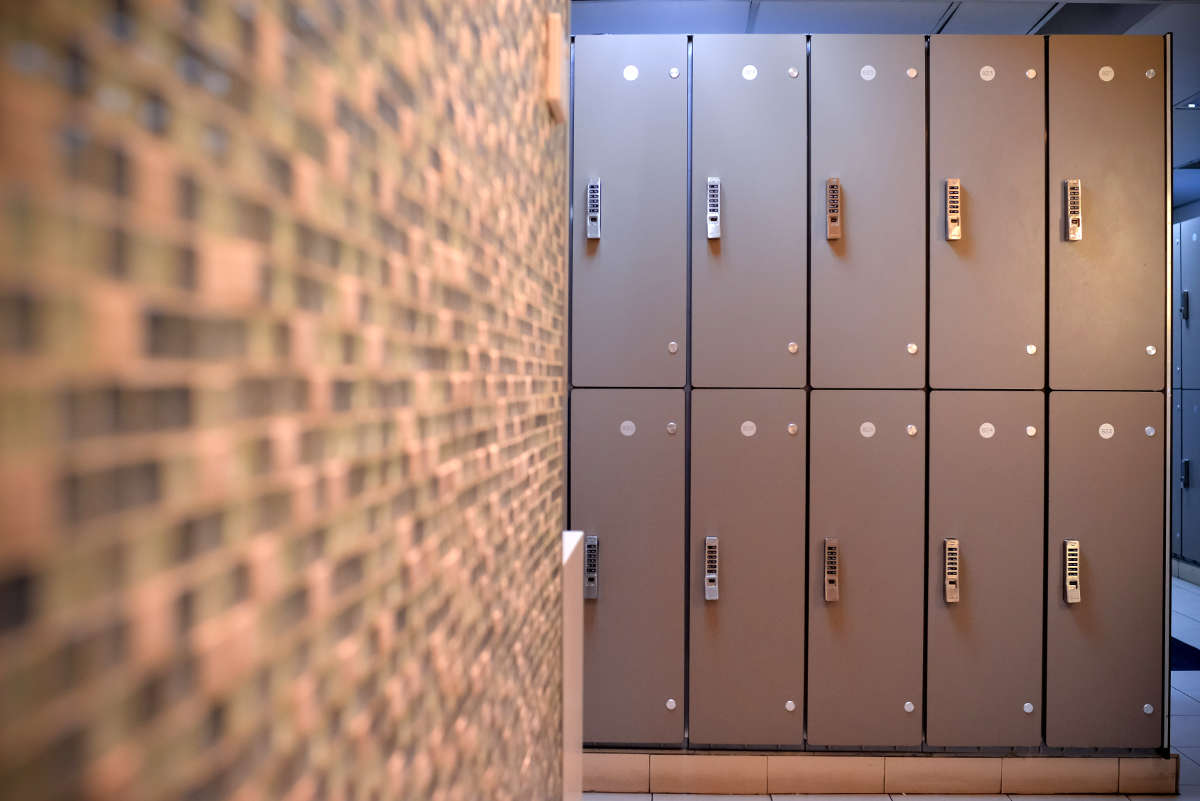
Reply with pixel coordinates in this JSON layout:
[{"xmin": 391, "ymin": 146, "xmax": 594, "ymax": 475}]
[{"xmin": 0, "ymin": 1, "xmax": 567, "ymax": 799}]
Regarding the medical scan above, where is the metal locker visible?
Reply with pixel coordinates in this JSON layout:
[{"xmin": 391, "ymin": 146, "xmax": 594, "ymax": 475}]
[
  {"xmin": 1174, "ymin": 392, "xmax": 1183, "ymax": 559},
  {"xmin": 808, "ymin": 390, "xmax": 924, "ymax": 746},
  {"xmin": 1048, "ymin": 36, "xmax": 1166, "ymax": 390},
  {"xmin": 1183, "ymin": 391, "xmax": 1200, "ymax": 565},
  {"xmin": 810, "ymin": 36, "xmax": 926, "ymax": 389},
  {"xmin": 927, "ymin": 391, "xmax": 1043, "ymax": 747},
  {"xmin": 690, "ymin": 389, "xmax": 805, "ymax": 745},
  {"xmin": 929, "ymin": 37, "xmax": 1044, "ymax": 389},
  {"xmin": 1175, "ymin": 222, "xmax": 1184, "ymax": 390},
  {"xmin": 1183, "ymin": 219, "xmax": 1200, "ymax": 388},
  {"xmin": 692, "ymin": 36, "xmax": 806, "ymax": 388},
  {"xmin": 572, "ymin": 36, "xmax": 687, "ymax": 388},
  {"xmin": 1046, "ymin": 391, "xmax": 1164, "ymax": 748},
  {"xmin": 570, "ymin": 389, "xmax": 685, "ymax": 744}
]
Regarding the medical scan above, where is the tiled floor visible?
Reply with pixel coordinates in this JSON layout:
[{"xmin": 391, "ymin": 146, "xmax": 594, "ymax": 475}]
[{"xmin": 586, "ymin": 578, "xmax": 1200, "ymax": 800}]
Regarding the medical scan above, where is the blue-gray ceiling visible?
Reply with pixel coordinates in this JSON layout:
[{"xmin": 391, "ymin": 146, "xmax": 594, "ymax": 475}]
[{"xmin": 571, "ymin": 0, "xmax": 1200, "ymax": 212}]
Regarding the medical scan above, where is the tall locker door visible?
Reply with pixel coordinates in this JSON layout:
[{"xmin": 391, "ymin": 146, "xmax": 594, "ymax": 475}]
[
  {"xmin": 690, "ymin": 390, "xmax": 805, "ymax": 745},
  {"xmin": 572, "ymin": 36, "xmax": 687, "ymax": 388},
  {"xmin": 1183, "ymin": 220, "xmax": 1200, "ymax": 388},
  {"xmin": 1046, "ymin": 391, "xmax": 1164, "ymax": 748},
  {"xmin": 1174, "ymin": 392, "xmax": 1183, "ymax": 559},
  {"xmin": 1174, "ymin": 222, "xmax": 1184, "ymax": 389},
  {"xmin": 1048, "ymin": 36, "xmax": 1166, "ymax": 390},
  {"xmin": 929, "ymin": 37, "xmax": 1044, "ymax": 389},
  {"xmin": 809, "ymin": 390, "xmax": 925, "ymax": 746},
  {"xmin": 810, "ymin": 36, "xmax": 925, "ymax": 389},
  {"xmin": 1183, "ymin": 392, "xmax": 1200, "ymax": 564},
  {"xmin": 692, "ymin": 36, "xmax": 806, "ymax": 388},
  {"xmin": 927, "ymin": 391, "xmax": 1043, "ymax": 747},
  {"xmin": 570, "ymin": 389, "xmax": 685, "ymax": 744}
]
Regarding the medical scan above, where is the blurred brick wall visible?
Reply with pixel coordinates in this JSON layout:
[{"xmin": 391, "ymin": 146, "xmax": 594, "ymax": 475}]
[{"xmin": 0, "ymin": 1, "xmax": 567, "ymax": 800}]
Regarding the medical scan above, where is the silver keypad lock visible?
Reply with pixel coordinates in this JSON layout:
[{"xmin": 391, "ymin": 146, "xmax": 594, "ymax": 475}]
[
  {"xmin": 706, "ymin": 177, "xmax": 721, "ymax": 239},
  {"xmin": 586, "ymin": 178, "xmax": 601, "ymax": 240}
]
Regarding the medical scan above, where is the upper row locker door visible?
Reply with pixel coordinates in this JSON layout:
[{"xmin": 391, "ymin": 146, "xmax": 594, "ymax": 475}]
[
  {"xmin": 810, "ymin": 35, "xmax": 926, "ymax": 389},
  {"xmin": 1048, "ymin": 36, "xmax": 1165, "ymax": 390},
  {"xmin": 1182, "ymin": 219, "xmax": 1200, "ymax": 388},
  {"xmin": 692, "ymin": 36, "xmax": 807, "ymax": 388},
  {"xmin": 929, "ymin": 36, "xmax": 1044, "ymax": 389},
  {"xmin": 572, "ymin": 36, "xmax": 687, "ymax": 388}
]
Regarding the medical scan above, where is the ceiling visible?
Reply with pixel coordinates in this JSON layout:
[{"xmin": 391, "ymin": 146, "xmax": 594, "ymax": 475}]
[{"xmin": 571, "ymin": 0, "xmax": 1200, "ymax": 212}]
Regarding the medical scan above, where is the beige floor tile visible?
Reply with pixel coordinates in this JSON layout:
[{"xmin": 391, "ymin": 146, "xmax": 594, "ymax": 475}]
[
  {"xmin": 1120, "ymin": 756, "xmax": 1178, "ymax": 794},
  {"xmin": 768, "ymin": 755, "xmax": 885, "ymax": 794},
  {"xmin": 651, "ymin": 795, "xmax": 765, "ymax": 800},
  {"xmin": 583, "ymin": 795, "xmax": 650, "ymax": 801},
  {"xmin": 651, "ymin": 755, "xmax": 768, "ymax": 795},
  {"xmin": 771, "ymin": 795, "xmax": 888, "ymax": 800},
  {"xmin": 584, "ymin": 753, "xmax": 651, "ymax": 793},
  {"xmin": 887, "ymin": 795, "xmax": 1008, "ymax": 800},
  {"xmin": 1176, "ymin": 749, "xmax": 1200, "ymax": 786},
  {"xmin": 1175, "ymin": 715, "xmax": 1200, "ymax": 747},
  {"xmin": 1008, "ymin": 796, "xmax": 1126, "ymax": 801},
  {"xmin": 884, "ymin": 757, "xmax": 1001, "ymax": 794},
  {"xmin": 1001, "ymin": 757, "xmax": 1118, "ymax": 794}
]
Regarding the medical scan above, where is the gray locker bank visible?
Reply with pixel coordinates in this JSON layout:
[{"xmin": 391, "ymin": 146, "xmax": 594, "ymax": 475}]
[{"xmin": 568, "ymin": 33, "xmax": 1170, "ymax": 752}]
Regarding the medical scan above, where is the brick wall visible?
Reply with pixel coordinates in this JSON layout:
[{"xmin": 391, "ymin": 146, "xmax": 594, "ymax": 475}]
[{"xmin": 0, "ymin": 1, "xmax": 567, "ymax": 799}]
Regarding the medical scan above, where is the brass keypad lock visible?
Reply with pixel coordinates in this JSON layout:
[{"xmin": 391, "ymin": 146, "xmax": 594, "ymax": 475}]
[
  {"xmin": 943, "ymin": 538, "xmax": 960, "ymax": 603},
  {"xmin": 706, "ymin": 177, "xmax": 721, "ymax": 239},
  {"xmin": 825, "ymin": 178, "xmax": 842, "ymax": 240},
  {"xmin": 1064, "ymin": 539, "xmax": 1081, "ymax": 604},
  {"xmin": 583, "ymin": 534, "xmax": 599, "ymax": 600},
  {"xmin": 586, "ymin": 177, "xmax": 601, "ymax": 239},
  {"xmin": 704, "ymin": 536, "xmax": 720, "ymax": 601},
  {"xmin": 823, "ymin": 537, "xmax": 840, "ymax": 602},
  {"xmin": 945, "ymin": 178, "xmax": 962, "ymax": 241},
  {"xmin": 1065, "ymin": 179, "xmax": 1082, "ymax": 241}
]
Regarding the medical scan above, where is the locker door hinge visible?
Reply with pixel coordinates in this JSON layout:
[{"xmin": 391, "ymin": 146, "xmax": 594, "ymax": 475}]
[
  {"xmin": 1064, "ymin": 539, "xmax": 1081, "ymax": 604},
  {"xmin": 943, "ymin": 538, "xmax": 960, "ymax": 603},
  {"xmin": 823, "ymin": 537, "xmax": 840, "ymax": 602},
  {"xmin": 1065, "ymin": 179, "xmax": 1083, "ymax": 241},
  {"xmin": 706, "ymin": 177, "xmax": 721, "ymax": 239},
  {"xmin": 1184, "ymin": 459, "xmax": 1191, "ymax": 490},
  {"xmin": 704, "ymin": 536, "xmax": 719, "ymax": 600},
  {"xmin": 583, "ymin": 534, "xmax": 599, "ymax": 599},
  {"xmin": 585, "ymin": 178, "xmax": 601, "ymax": 239},
  {"xmin": 945, "ymin": 178, "xmax": 962, "ymax": 241},
  {"xmin": 825, "ymin": 178, "xmax": 842, "ymax": 240},
  {"xmin": 1183, "ymin": 290, "xmax": 1190, "ymax": 322}
]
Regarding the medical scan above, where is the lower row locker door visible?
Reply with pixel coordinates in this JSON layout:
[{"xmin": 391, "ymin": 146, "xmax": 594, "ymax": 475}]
[
  {"xmin": 808, "ymin": 390, "xmax": 924, "ymax": 747},
  {"xmin": 570, "ymin": 389, "xmax": 685, "ymax": 745},
  {"xmin": 1047, "ymin": 391, "xmax": 1164, "ymax": 748},
  {"xmin": 1182, "ymin": 392, "xmax": 1200, "ymax": 565},
  {"xmin": 927, "ymin": 391, "xmax": 1043, "ymax": 747},
  {"xmin": 690, "ymin": 390, "xmax": 806, "ymax": 746}
]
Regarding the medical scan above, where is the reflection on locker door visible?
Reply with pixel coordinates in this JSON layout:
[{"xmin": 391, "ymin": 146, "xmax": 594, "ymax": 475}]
[
  {"xmin": 571, "ymin": 389, "xmax": 685, "ymax": 744},
  {"xmin": 1048, "ymin": 36, "xmax": 1165, "ymax": 390},
  {"xmin": 1183, "ymin": 392, "xmax": 1200, "ymax": 565},
  {"xmin": 809, "ymin": 390, "xmax": 924, "ymax": 746},
  {"xmin": 692, "ymin": 36, "xmax": 806, "ymax": 388},
  {"xmin": 929, "ymin": 36, "xmax": 1044, "ymax": 389},
  {"xmin": 1046, "ymin": 391, "xmax": 1163, "ymax": 748},
  {"xmin": 810, "ymin": 36, "xmax": 925, "ymax": 389},
  {"xmin": 690, "ymin": 390, "xmax": 805, "ymax": 745},
  {"xmin": 572, "ymin": 36, "xmax": 687, "ymax": 388},
  {"xmin": 1183, "ymin": 220, "xmax": 1200, "ymax": 388},
  {"xmin": 927, "ymin": 391, "xmax": 1043, "ymax": 746}
]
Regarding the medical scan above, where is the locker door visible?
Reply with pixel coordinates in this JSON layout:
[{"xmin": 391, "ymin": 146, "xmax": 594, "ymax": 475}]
[
  {"xmin": 810, "ymin": 36, "xmax": 925, "ymax": 389},
  {"xmin": 570, "ymin": 389, "xmax": 685, "ymax": 744},
  {"xmin": 690, "ymin": 389, "xmax": 805, "ymax": 745},
  {"xmin": 1183, "ymin": 391, "xmax": 1200, "ymax": 565},
  {"xmin": 1048, "ymin": 36, "xmax": 1165, "ymax": 390},
  {"xmin": 1174, "ymin": 222, "xmax": 1184, "ymax": 389},
  {"xmin": 1046, "ymin": 391, "xmax": 1164, "ymax": 748},
  {"xmin": 1183, "ymin": 220, "xmax": 1200, "ymax": 388},
  {"xmin": 927, "ymin": 391, "xmax": 1043, "ymax": 747},
  {"xmin": 808, "ymin": 390, "xmax": 924, "ymax": 746},
  {"xmin": 692, "ymin": 36, "xmax": 806, "ymax": 388},
  {"xmin": 929, "ymin": 36, "xmax": 1044, "ymax": 389},
  {"xmin": 1174, "ymin": 392, "xmax": 1183, "ymax": 559},
  {"xmin": 572, "ymin": 36, "xmax": 687, "ymax": 388}
]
